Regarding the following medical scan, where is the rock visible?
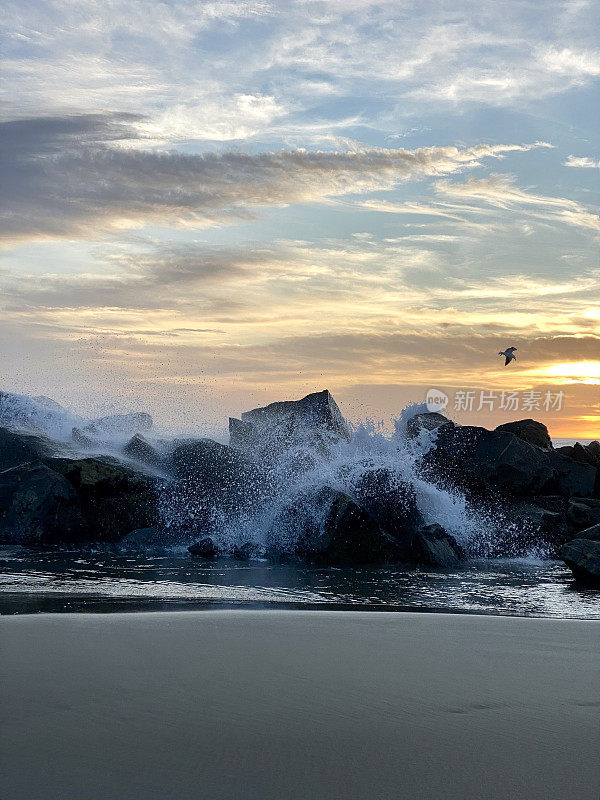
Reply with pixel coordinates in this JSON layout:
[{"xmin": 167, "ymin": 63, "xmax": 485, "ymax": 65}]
[
  {"xmin": 188, "ymin": 536, "xmax": 219, "ymax": 557},
  {"xmin": 83, "ymin": 412, "xmax": 152, "ymax": 438},
  {"xmin": 0, "ymin": 392, "xmax": 82, "ymax": 439},
  {"xmin": 532, "ymin": 495, "xmax": 565, "ymax": 513},
  {"xmin": 547, "ymin": 452, "xmax": 596, "ymax": 497},
  {"xmin": 412, "ymin": 524, "xmax": 462, "ymax": 567},
  {"xmin": 71, "ymin": 427, "xmax": 94, "ymax": 449},
  {"xmin": 230, "ymin": 389, "xmax": 351, "ymax": 458},
  {"xmin": 233, "ymin": 542, "xmax": 260, "ymax": 560},
  {"xmin": 45, "ymin": 456, "xmax": 158, "ymax": 543},
  {"xmin": 426, "ymin": 425, "xmax": 555, "ymax": 496},
  {"xmin": 567, "ymin": 501, "xmax": 600, "ymax": 530},
  {"xmin": 406, "ymin": 412, "xmax": 454, "ymax": 439},
  {"xmin": 561, "ymin": 539, "xmax": 600, "ymax": 586},
  {"xmin": 228, "ymin": 417, "xmax": 257, "ymax": 450},
  {"xmin": 0, "ymin": 426, "xmax": 54, "ymax": 471},
  {"xmin": 172, "ymin": 438, "xmax": 265, "ymax": 513},
  {"xmin": 0, "ymin": 462, "xmax": 82, "ymax": 544},
  {"xmin": 494, "ymin": 419, "xmax": 552, "ymax": 450},
  {"xmin": 122, "ymin": 434, "xmax": 163, "ymax": 469},
  {"xmin": 507, "ymin": 500, "xmax": 570, "ymax": 556},
  {"xmin": 351, "ymin": 468, "xmax": 424, "ymax": 557},
  {"xmin": 119, "ymin": 526, "xmax": 165, "ymax": 550},
  {"xmin": 425, "ymin": 424, "xmax": 596, "ymax": 498},
  {"xmin": 568, "ymin": 523, "xmax": 600, "ymax": 543},
  {"xmin": 586, "ymin": 441, "xmax": 600, "ymax": 461},
  {"xmin": 314, "ymin": 488, "xmax": 402, "ymax": 564},
  {"xmin": 268, "ymin": 485, "xmax": 401, "ymax": 565}
]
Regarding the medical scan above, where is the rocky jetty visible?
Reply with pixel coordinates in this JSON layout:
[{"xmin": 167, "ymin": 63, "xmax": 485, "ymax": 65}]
[{"xmin": 0, "ymin": 389, "xmax": 598, "ymax": 580}]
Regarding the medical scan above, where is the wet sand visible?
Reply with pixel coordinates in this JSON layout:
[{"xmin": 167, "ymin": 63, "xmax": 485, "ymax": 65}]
[{"xmin": 1, "ymin": 610, "xmax": 599, "ymax": 800}]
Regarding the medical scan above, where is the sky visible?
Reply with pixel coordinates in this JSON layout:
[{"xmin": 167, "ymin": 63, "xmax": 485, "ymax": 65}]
[{"xmin": 1, "ymin": 0, "xmax": 599, "ymax": 437}]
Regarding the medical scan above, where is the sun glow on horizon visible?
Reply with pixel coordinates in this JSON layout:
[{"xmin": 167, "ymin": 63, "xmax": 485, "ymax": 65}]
[{"xmin": 541, "ymin": 361, "xmax": 600, "ymax": 384}]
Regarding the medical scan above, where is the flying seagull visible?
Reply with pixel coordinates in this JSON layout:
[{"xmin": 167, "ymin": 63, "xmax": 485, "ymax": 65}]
[{"xmin": 498, "ymin": 346, "xmax": 517, "ymax": 366}]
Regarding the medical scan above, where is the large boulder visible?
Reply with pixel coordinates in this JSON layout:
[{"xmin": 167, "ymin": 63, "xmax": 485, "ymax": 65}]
[
  {"xmin": 45, "ymin": 456, "xmax": 158, "ymax": 543},
  {"xmin": 561, "ymin": 539, "xmax": 600, "ymax": 586},
  {"xmin": 0, "ymin": 462, "xmax": 83, "ymax": 544},
  {"xmin": 412, "ymin": 524, "xmax": 462, "ymax": 568},
  {"xmin": 494, "ymin": 419, "xmax": 552, "ymax": 450},
  {"xmin": 122, "ymin": 434, "xmax": 163, "ymax": 470},
  {"xmin": 302, "ymin": 487, "xmax": 402, "ymax": 565},
  {"xmin": 83, "ymin": 412, "xmax": 152, "ymax": 439},
  {"xmin": 229, "ymin": 389, "xmax": 351, "ymax": 458},
  {"xmin": 0, "ymin": 427, "xmax": 54, "ymax": 471},
  {"xmin": 425, "ymin": 425, "xmax": 554, "ymax": 496},
  {"xmin": 172, "ymin": 438, "xmax": 265, "ymax": 507},
  {"xmin": 567, "ymin": 523, "xmax": 600, "ymax": 542},
  {"xmin": 188, "ymin": 536, "xmax": 219, "ymax": 557},
  {"xmin": 0, "ymin": 392, "xmax": 82, "ymax": 439},
  {"xmin": 567, "ymin": 500, "xmax": 600, "ymax": 531},
  {"xmin": 350, "ymin": 468, "xmax": 424, "ymax": 557},
  {"xmin": 547, "ymin": 451, "xmax": 596, "ymax": 497},
  {"xmin": 119, "ymin": 526, "xmax": 166, "ymax": 551},
  {"xmin": 406, "ymin": 412, "xmax": 454, "ymax": 439},
  {"xmin": 425, "ymin": 424, "xmax": 596, "ymax": 498}
]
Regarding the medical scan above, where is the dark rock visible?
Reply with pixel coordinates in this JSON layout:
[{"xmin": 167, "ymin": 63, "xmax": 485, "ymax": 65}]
[
  {"xmin": 233, "ymin": 542, "xmax": 260, "ymax": 560},
  {"xmin": 71, "ymin": 427, "xmax": 94, "ymax": 449},
  {"xmin": 268, "ymin": 485, "xmax": 401, "ymax": 565},
  {"xmin": 426, "ymin": 425, "xmax": 554, "ymax": 496},
  {"xmin": 119, "ymin": 526, "xmax": 165, "ymax": 550},
  {"xmin": 412, "ymin": 524, "xmax": 462, "ymax": 567},
  {"xmin": 561, "ymin": 539, "xmax": 600, "ymax": 586},
  {"xmin": 172, "ymin": 438, "xmax": 265, "ymax": 514},
  {"xmin": 122, "ymin": 434, "xmax": 163, "ymax": 469},
  {"xmin": 312, "ymin": 488, "xmax": 402, "ymax": 564},
  {"xmin": 508, "ymin": 500, "xmax": 570, "ymax": 555},
  {"xmin": 586, "ymin": 441, "xmax": 600, "ymax": 462},
  {"xmin": 547, "ymin": 452, "xmax": 596, "ymax": 497},
  {"xmin": 494, "ymin": 419, "xmax": 552, "ymax": 449},
  {"xmin": 532, "ymin": 495, "xmax": 566, "ymax": 513},
  {"xmin": 83, "ymin": 412, "xmax": 152, "ymax": 438},
  {"xmin": 568, "ymin": 523, "xmax": 600, "ymax": 542},
  {"xmin": 406, "ymin": 412, "xmax": 454, "ymax": 439},
  {"xmin": 230, "ymin": 390, "xmax": 351, "ymax": 460},
  {"xmin": 188, "ymin": 536, "xmax": 219, "ymax": 557},
  {"xmin": 228, "ymin": 417, "xmax": 257, "ymax": 450},
  {"xmin": 351, "ymin": 468, "xmax": 424, "ymax": 557},
  {"xmin": 0, "ymin": 462, "xmax": 82, "ymax": 544},
  {"xmin": 0, "ymin": 426, "xmax": 54, "ymax": 471},
  {"xmin": 567, "ymin": 501, "xmax": 600, "ymax": 530},
  {"xmin": 45, "ymin": 456, "xmax": 158, "ymax": 543},
  {"xmin": 557, "ymin": 442, "xmax": 596, "ymax": 467},
  {"xmin": 425, "ymin": 424, "xmax": 596, "ymax": 498}
]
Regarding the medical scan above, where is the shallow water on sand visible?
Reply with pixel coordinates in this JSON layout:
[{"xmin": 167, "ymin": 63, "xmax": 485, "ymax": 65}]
[{"xmin": 1, "ymin": 546, "xmax": 599, "ymax": 617}]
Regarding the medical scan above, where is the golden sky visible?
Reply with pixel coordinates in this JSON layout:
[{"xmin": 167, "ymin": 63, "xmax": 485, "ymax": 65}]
[{"xmin": 1, "ymin": 1, "xmax": 599, "ymax": 439}]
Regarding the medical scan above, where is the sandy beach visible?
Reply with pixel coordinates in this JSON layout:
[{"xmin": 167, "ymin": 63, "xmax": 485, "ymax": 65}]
[{"xmin": 1, "ymin": 610, "xmax": 599, "ymax": 800}]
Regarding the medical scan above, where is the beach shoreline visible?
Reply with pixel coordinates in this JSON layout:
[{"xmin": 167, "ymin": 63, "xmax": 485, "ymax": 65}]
[{"xmin": 2, "ymin": 610, "xmax": 599, "ymax": 800}]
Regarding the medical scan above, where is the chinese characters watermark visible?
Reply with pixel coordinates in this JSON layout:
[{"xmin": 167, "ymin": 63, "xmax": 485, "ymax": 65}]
[{"xmin": 426, "ymin": 388, "xmax": 564, "ymax": 414}]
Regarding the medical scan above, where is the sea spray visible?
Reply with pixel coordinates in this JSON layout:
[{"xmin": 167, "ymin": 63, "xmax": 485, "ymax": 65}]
[{"xmin": 159, "ymin": 402, "xmax": 508, "ymax": 557}]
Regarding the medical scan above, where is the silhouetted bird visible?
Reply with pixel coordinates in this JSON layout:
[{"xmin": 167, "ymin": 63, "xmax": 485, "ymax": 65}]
[{"xmin": 498, "ymin": 346, "xmax": 517, "ymax": 366}]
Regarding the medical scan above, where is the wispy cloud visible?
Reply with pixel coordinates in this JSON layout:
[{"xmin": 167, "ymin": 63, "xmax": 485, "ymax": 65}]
[
  {"xmin": 434, "ymin": 174, "xmax": 600, "ymax": 231},
  {"xmin": 564, "ymin": 154, "xmax": 600, "ymax": 168},
  {"xmin": 0, "ymin": 114, "xmax": 552, "ymax": 243}
]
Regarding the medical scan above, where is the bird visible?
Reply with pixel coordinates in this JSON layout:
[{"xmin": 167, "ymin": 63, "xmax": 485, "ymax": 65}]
[{"xmin": 498, "ymin": 346, "xmax": 517, "ymax": 366}]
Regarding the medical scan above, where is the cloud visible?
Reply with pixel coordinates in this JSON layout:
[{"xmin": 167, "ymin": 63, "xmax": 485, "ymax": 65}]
[
  {"xmin": 3, "ymin": 0, "xmax": 599, "ymax": 136},
  {"xmin": 564, "ymin": 155, "xmax": 600, "ymax": 168},
  {"xmin": 0, "ymin": 114, "xmax": 551, "ymax": 243},
  {"xmin": 434, "ymin": 174, "xmax": 600, "ymax": 231}
]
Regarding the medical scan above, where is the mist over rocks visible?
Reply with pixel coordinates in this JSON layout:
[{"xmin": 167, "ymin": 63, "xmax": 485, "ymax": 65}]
[{"xmin": 0, "ymin": 388, "xmax": 598, "ymax": 579}]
